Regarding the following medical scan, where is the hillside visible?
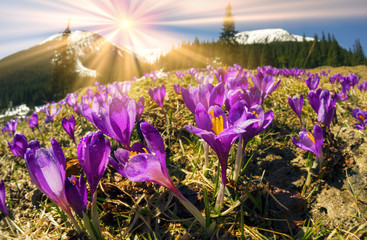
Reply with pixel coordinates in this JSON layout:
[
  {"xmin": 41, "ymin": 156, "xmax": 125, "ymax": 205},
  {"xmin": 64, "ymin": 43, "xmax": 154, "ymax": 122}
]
[
  {"xmin": 0, "ymin": 30, "xmax": 148, "ymax": 111},
  {"xmin": 0, "ymin": 65, "xmax": 366, "ymax": 239}
]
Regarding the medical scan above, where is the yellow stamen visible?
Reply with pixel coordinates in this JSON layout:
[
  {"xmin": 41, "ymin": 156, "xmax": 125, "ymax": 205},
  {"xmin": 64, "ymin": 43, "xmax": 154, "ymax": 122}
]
[
  {"xmin": 129, "ymin": 151, "xmax": 138, "ymax": 158},
  {"xmin": 142, "ymin": 148, "xmax": 149, "ymax": 154},
  {"xmin": 209, "ymin": 109, "xmax": 224, "ymax": 135},
  {"xmin": 252, "ymin": 111, "xmax": 258, "ymax": 118},
  {"xmin": 72, "ymin": 180, "xmax": 76, "ymax": 185},
  {"xmin": 89, "ymin": 102, "xmax": 93, "ymax": 109},
  {"xmin": 359, "ymin": 115, "xmax": 365, "ymax": 121},
  {"xmin": 223, "ymin": 66, "xmax": 227, "ymax": 72},
  {"xmin": 307, "ymin": 132, "xmax": 315, "ymax": 143}
]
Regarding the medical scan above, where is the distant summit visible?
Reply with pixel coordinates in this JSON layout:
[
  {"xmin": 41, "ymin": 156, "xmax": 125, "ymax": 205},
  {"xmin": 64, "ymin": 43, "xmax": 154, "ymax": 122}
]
[
  {"xmin": 0, "ymin": 30, "xmax": 147, "ymax": 109},
  {"xmin": 235, "ymin": 28, "xmax": 314, "ymax": 45}
]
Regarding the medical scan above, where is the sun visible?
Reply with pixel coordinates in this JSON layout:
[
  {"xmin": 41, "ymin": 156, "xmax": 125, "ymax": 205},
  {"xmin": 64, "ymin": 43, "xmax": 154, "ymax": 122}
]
[{"xmin": 118, "ymin": 18, "xmax": 132, "ymax": 30}]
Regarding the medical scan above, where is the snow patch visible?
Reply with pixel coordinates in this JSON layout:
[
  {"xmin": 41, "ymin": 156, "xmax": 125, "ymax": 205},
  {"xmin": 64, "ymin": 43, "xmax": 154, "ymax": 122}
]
[
  {"xmin": 235, "ymin": 28, "xmax": 314, "ymax": 45},
  {"xmin": 0, "ymin": 104, "xmax": 29, "ymax": 119},
  {"xmin": 75, "ymin": 58, "xmax": 97, "ymax": 78}
]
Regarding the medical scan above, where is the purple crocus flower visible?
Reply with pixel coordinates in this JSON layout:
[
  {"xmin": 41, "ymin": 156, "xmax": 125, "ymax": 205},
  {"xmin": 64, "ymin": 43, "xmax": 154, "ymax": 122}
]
[
  {"xmin": 65, "ymin": 93, "xmax": 78, "ymax": 107},
  {"xmin": 233, "ymin": 104, "xmax": 274, "ymax": 181},
  {"xmin": 28, "ymin": 139, "xmax": 40, "ymax": 153},
  {"xmin": 195, "ymin": 72, "xmax": 214, "ymax": 85},
  {"xmin": 110, "ymin": 122, "xmax": 173, "ymax": 192},
  {"xmin": 288, "ymin": 94, "xmax": 304, "ymax": 125},
  {"xmin": 225, "ymin": 87, "xmax": 262, "ymax": 111},
  {"xmin": 3, "ymin": 118, "xmax": 18, "ymax": 137},
  {"xmin": 151, "ymin": 73, "xmax": 158, "ymax": 82},
  {"xmin": 173, "ymin": 84, "xmax": 181, "ymax": 94},
  {"xmin": 187, "ymin": 68, "xmax": 197, "ymax": 78},
  {"xmin": 8, "ymin": 133, "xmax": 28, "ymax": 159},
  {"xmin": 358, "ymin": 81, "xmax": 367, "ymax": 92},
  {"xmin": 352, "ymin": 108, "xmax": 367, "ymax": 130},
  {"xmin": 114, "ymin": 81, "xmax": 132, "ymax": 97},
  {"xmin": 292, "ymin": 124, "xmax": 324, "ymax": 165},
  {"xmin": 305, "ymin": 75, "xmax": 320, "ymax": 90},
  {"xmin": 225, "ymin": 70, "xmax": 250, "ymax": 92},
  {"xmin": 136, "ymin": 96, "xmax": 145, "ymax": 120},
  {"xmin": 110, "ymin": 122, "xmax": 206, "ymax": 227},
  {"xmin": 215, "ymin": 67, "xmax": 241, "ymax": 84},
  {"xmin": 25, "ymin": 138, "xmax": 73, "ymax": 217},
  {"xmin": 28, "ymin": 112, "xmax": 39, "ymax": 131},
  {"xmin": 0, "ymin": 179, "xmax": 8, "ymax": 216},
  {"xmin": 337, "ymin": 89, "xmax": 348, "ymax": 101},
  {"xmin": 308, "ymin": 89, "xmax": 337, "ymax": 126},
  {"xmin": 241, "ymin": 105, "xmax": 274, "ymax": 146},
  {"xmin": 149, "ymin": 84, "xmax": 166, "ymax": 111},
  {"xmin": 78, "ymin": 131, "xmax": 110, "ymax": 200},
  {"xmin": 61, "ymin": 114, "xmax": 76, "ymax": 145},
  {"xmin": 65, "ymin": 175, "xmax": 87, "ymax": 218},
  {"xmin": 186, "ymin": 102, "xmax": 258, "ymax": 206},
  {"xmin": 181, "ymin": 83, "xmax": 225, "ymax": 114},
  {"xmin": 80, "ymin": 93, "xmax": 103, "ymax": 126},
  {"xmin": 251, "ymin": 72, "xmax": 281, "ymax": 101},
  {"xmin": 92, "ymin": 97, "xmax": 136, "ymax": 149},
  {"xmin": 175, "ymin": 71, "xmax": 183, "ymax": 79},
  {"xmin": 45, "ymin": 104, "xmax": 62, "ymax": 124}
]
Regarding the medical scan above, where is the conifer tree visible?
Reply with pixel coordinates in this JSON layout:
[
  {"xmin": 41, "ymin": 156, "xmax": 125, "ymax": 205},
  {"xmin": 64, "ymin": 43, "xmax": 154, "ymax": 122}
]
[
  {"xmin": 260, "ymin": 44, "xmax": 274, "ymax": 66},
  {"xmin": 326, "ymin": 35, "xmax": 343, "ymax": 66},
  {"xmin": 219, "ymin": 2, "xmax": 237, "ymax": 42},
  {"xmin": 352, "ymin": 39, "xmax": 366, "ymax": 65},
  {"xmin": 50, "ymin": 30, "xmax": 77, "ymax": 99}
]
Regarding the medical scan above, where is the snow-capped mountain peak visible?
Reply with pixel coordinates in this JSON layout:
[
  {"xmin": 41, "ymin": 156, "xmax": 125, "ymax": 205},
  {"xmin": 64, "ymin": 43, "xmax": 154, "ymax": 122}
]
[{"xmin": 235, "ymin": 28, "xmax": 314, "ymax": 45}]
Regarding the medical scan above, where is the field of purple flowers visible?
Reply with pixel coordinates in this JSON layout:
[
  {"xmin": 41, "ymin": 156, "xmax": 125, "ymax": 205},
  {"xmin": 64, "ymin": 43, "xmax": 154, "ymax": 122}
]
[{"xmin": 0, "ymin": 65, "xmax": 366, "ymax": 239}]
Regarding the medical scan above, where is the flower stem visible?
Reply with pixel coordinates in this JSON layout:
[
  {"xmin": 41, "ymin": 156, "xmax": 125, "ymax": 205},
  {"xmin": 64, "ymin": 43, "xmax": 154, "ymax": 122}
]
[
  {"xmin": 215, "ymin": 180, "xmax": 225, "ymax": 210},
  {"xmin": 174, "ymin": 193, "xmax": 206, "ymax": 228},
  {"xmin": 67, "ymin": 212, "xmax": 83, "ymax": 235},
  {"xmin": 203, "ymin": 142, "xmax": 209, "ymax": 174},
  {"xmin": 83, "ymin": 212, "xmax": 98, "ymax": 240},
  {"xmin": 91, "ymin": 192, "xmax": 103, "ymax": 239},
  {"xmin": 37, "ymin": 127, "xmax": 44, "ymax": 146},
  {"xmin": 233, "ymin": 136, "xmax": 243, "ymax": 182}
]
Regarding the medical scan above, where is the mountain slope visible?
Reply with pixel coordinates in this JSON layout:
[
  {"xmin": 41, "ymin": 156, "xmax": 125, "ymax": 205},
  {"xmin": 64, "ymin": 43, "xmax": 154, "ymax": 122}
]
[
  {"xmin": 235, "ymin": 28, "xmax": 314, "ymax": 45},
  {"xmin": 0, "ymin": 30, "xmax": 147, "ymax": 110}
]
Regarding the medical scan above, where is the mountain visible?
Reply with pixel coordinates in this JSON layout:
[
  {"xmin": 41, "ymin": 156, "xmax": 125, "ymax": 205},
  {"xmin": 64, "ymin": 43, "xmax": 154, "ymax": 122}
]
[
  {"xmin": 235, "ymin": 28, "xmax": 314, "ymax": 45},
  {"xmin": 0, "ymin": 30, "xmax": 148, "ymax": 110}
]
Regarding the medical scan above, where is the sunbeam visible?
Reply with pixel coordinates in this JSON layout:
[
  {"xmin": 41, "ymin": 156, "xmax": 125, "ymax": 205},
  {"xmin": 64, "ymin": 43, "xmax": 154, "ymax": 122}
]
[{"xmin": 1, "ymin": 0, "xmax": 367, "ymax": 59}]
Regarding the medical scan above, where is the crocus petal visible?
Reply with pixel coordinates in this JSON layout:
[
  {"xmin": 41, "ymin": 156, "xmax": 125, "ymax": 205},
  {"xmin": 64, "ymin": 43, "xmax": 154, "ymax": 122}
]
[
  {"xmin": 0, "ymin": 179, "xmax": 8, "ymax": 216},
  {"xmin": 50, "ymin": 138, "xmax": 66, "ymax": 172},
  {"xmin": 194, "ymin": 103, "xmax": 213, "ymax": 132},
  {"xmin": 228, "ymin": 101, "xmax": 247, "ymax": 125},
  {"xmin": 61, "ymin": 115, "xmax": 75, "ymax": 142},
  {"xmin": 8, "ymin": 133, "xmax": 28, "ymax": 159},
  {"xmin": 209, "ymin": 83, "xmax": 225, "ymax": 108},
  {"xmin": 25, "ymin": 148, "xmax": 70, "ymax": 214},
  {"xmin": 65, "ymin": 175, "xmax": 87, "ymax": 218},
  {"xmin": 78, "ymin": 131, "xmax": 110, "ymax": 199},
  {"xmin": 181, "ymin": 87, "xmax": 197, "ymax": 114},
  {"xmin": 140, "ymin": 122, "xmax": 166, "ymax": 168},
  {"xmin": 292, "ymin": 136, "xmax": 312, "ymax": 153},
  {"xmin": 313, "ymin": 124, "xmax": 324, "ymax": 159}
]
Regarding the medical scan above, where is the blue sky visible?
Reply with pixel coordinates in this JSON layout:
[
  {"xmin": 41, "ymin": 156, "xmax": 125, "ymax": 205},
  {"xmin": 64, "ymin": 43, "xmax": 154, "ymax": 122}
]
[{"xmin": 0, "ymin": 0, "xmax": 366, "ymax": 60}]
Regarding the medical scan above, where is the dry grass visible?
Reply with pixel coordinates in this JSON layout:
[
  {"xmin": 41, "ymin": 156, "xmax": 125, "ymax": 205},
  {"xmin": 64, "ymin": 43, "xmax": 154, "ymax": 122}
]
[{"xmin": 0, "ymin": 65, "xmax": 366, "ymax": 239}]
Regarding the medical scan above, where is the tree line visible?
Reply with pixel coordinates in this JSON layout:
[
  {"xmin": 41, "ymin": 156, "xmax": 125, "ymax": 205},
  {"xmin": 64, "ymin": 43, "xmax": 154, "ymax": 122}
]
[{"xmin": 153, "ymin": 34, "xmax": 366, "ymax": 71}]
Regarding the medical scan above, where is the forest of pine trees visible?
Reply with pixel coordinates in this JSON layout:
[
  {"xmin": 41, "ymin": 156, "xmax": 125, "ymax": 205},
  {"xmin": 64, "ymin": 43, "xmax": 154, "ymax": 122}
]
[
  {"xmin": 153, "ymin": 2, "xmax": 366, "ymax": 71},
  {"xmin": 153, "ymin": 35, "xmax": 366, "ymax": 71}
]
